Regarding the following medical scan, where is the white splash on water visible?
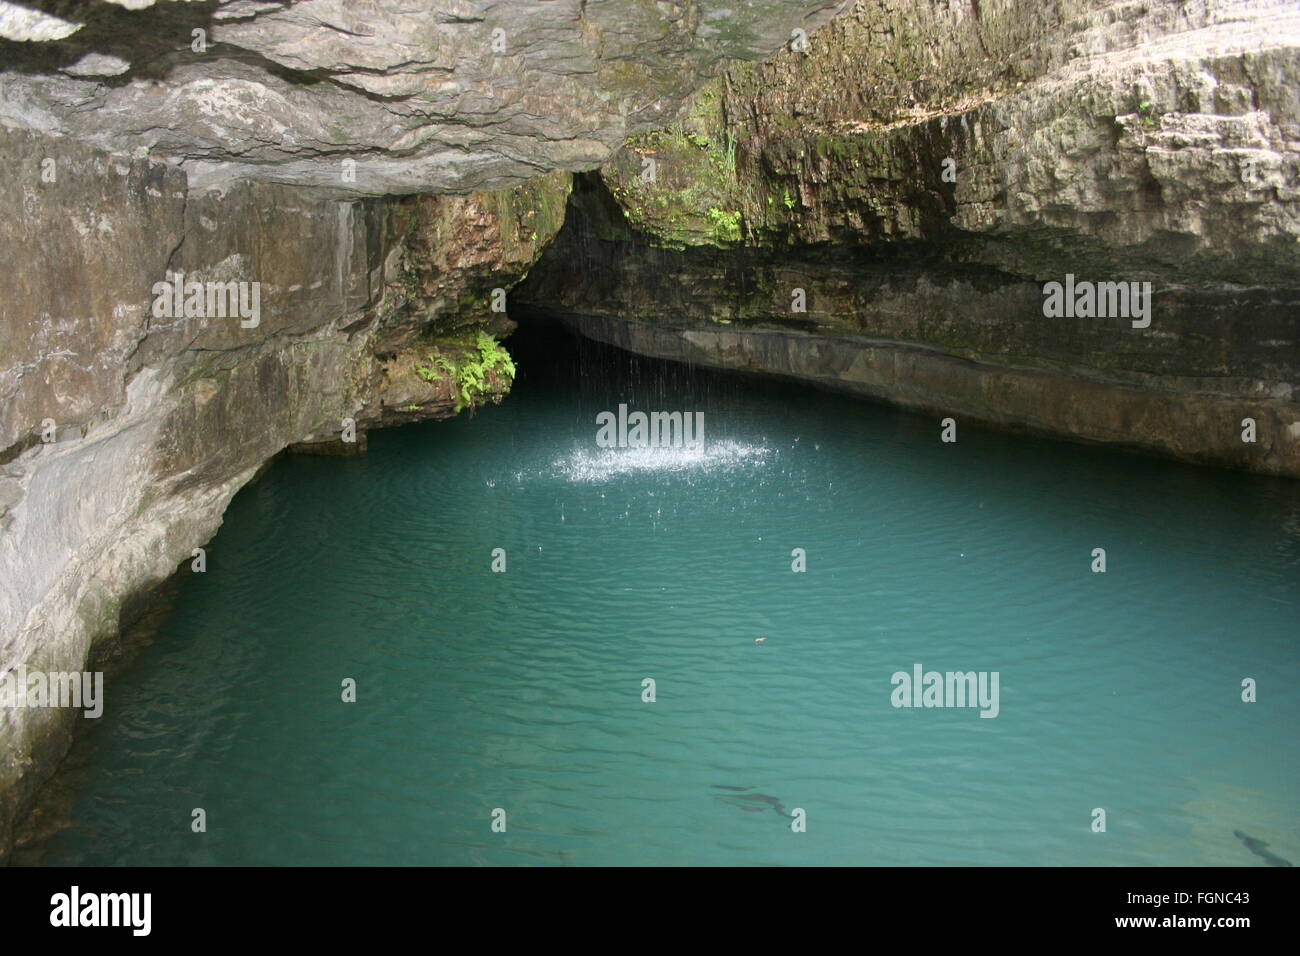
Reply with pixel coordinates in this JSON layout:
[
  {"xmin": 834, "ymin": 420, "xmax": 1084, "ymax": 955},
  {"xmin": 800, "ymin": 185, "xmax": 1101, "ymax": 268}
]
[{"xmin": 550, "ymin": 440, "xmax": 773, "ymax": 483}]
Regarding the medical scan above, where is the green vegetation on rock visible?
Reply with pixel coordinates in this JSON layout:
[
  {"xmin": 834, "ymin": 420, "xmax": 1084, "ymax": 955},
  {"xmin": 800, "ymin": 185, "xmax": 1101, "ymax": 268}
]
[
  {"xmin": 706, "ymin": 207, "xmax": 742, "ymax": 241},
  {"xmin": 600, "ymin": 78, "xmax": 752, "ymax": 249},
  {"xmin": 415, "ymin": 331, "xmax": 516, "ymax": 412}
]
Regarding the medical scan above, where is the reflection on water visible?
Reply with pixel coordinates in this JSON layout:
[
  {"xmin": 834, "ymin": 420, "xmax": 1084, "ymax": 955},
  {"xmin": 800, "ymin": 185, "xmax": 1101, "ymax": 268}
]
[{"xmin": 549, "ymin": 440, "xmax": 773, "ymax": 483}]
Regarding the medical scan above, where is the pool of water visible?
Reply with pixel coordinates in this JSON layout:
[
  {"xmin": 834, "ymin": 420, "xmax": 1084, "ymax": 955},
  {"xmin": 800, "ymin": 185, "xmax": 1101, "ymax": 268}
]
[{"xmin": 34, "ymin": 323, "xmax": 1300, "ymax": 865}]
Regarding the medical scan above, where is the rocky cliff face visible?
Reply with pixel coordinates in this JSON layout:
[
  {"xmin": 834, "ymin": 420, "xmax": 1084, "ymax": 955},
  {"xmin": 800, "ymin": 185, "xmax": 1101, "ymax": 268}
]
[
  {"xmin": 0, "ymin": 0, "xmax": 847, "ymax": 859},
  {"xmin": 518, "ymin": 0, "xmax": 1300, "ymax": 475}
]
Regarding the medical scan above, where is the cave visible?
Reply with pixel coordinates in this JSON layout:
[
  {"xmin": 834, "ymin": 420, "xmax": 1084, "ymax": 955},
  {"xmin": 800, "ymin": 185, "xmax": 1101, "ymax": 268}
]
[{"xmin": 0, "ymin": 0, "xmax": 1297, "ymax": 895}]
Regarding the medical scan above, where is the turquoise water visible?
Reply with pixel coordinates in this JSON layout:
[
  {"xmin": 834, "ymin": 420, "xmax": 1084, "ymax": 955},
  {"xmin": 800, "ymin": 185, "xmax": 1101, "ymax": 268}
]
[{"xmin": 37, "ymin": 326, "xmax": 1300, "ymax": 866}]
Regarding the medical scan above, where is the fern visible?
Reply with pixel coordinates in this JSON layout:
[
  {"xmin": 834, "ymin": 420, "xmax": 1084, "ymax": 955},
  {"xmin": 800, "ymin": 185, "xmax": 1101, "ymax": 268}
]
[{"xmin": 415, "ymin": 333, "xmax": 516, "ymax": 412}]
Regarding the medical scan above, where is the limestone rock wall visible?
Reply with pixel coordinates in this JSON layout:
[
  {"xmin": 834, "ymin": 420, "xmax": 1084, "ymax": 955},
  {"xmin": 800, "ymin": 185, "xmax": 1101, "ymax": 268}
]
[
  {"xmin": 518, "ymin": 0, "xmax": 1300, "ymax": 476},
  {"xmin": 0, "ymin": 0, "xmax": 847, "ymax": 195}
]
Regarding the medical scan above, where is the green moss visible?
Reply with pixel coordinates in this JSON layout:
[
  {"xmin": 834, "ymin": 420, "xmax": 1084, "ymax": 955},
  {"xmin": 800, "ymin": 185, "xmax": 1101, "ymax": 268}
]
[
  {"xmin": 706, "ymin": 207, "xmax": 742, "ymax": 242},
  {"xmin": 609, "ymin": 142, "xmax": 737, "ymax": 244},
  {"xmin": 485, "ymin": 169, "xmax": 571, "ymax": 256}
]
